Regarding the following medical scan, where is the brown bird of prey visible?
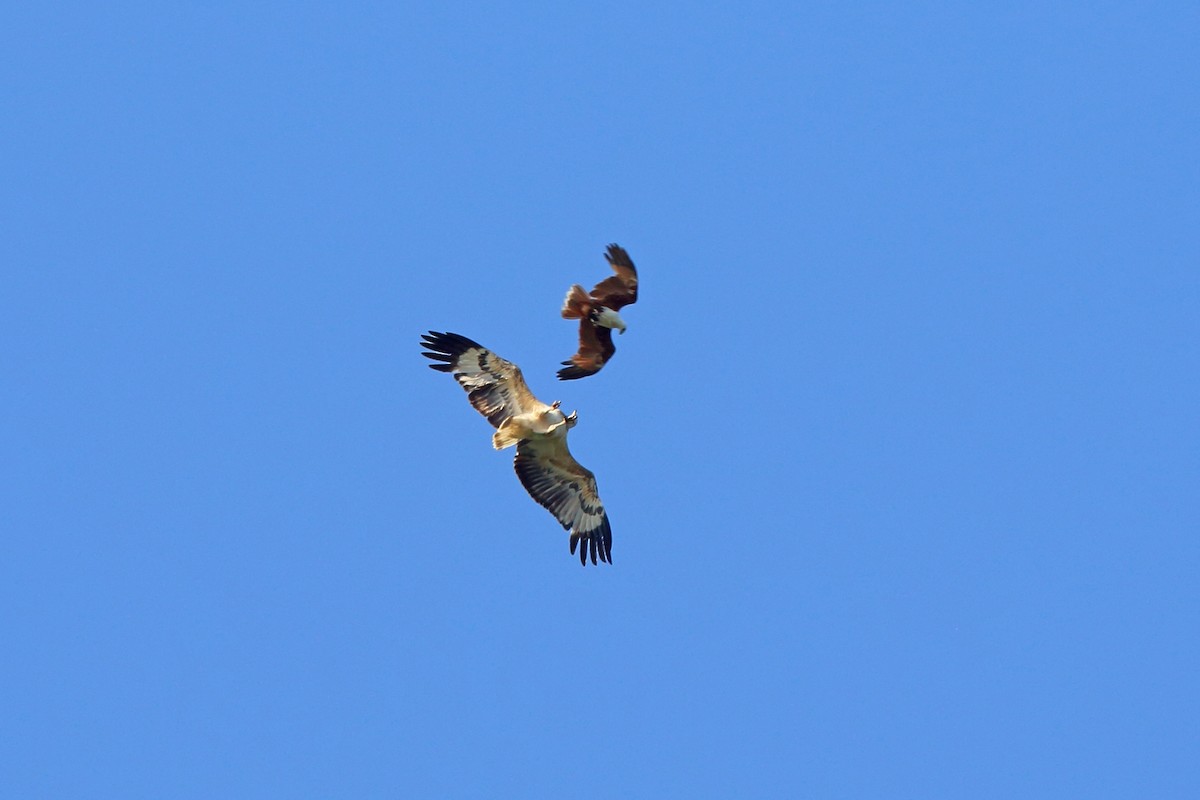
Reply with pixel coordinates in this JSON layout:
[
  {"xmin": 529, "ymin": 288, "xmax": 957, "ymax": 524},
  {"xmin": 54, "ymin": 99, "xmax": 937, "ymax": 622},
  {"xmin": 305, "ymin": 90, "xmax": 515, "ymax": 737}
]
[
  {"xmin": 421, "ymin": 331, "xmax": 613, "ymax": 565},
  {"xmin": 557, "ymin": 243, "xmax": 639, "ymax": 380}
]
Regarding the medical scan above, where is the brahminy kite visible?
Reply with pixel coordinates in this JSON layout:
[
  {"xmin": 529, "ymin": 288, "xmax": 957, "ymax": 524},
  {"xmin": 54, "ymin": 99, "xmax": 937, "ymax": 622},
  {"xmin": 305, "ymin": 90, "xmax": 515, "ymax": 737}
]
[{"xmin": 557, "ymin": 243, "xmax": 639, "ymax": 380}]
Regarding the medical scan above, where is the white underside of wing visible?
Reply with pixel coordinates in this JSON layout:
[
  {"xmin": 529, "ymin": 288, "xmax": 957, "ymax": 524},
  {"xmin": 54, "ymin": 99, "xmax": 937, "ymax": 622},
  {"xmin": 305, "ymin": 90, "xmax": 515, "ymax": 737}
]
[{"xmin": 516, "ymin": 436, "xmax": 602, "ymax": 527}]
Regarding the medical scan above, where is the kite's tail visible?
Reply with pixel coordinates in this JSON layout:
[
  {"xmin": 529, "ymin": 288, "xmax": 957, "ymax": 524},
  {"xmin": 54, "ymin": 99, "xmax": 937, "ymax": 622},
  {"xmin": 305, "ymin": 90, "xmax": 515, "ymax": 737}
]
[{"xmin": 560, "ymin": 284, "xmax": 590, "ymax": 320}]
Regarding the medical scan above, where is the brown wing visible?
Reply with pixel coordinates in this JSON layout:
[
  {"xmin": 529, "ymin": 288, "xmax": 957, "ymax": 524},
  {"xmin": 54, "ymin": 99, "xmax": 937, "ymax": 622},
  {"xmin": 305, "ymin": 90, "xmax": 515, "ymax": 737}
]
[
  {"xmin": 589, "ymin": 243, "xmax": 639, "ymax": 310},
  {"xmin": 557, "ymin": 322, "xmax": 615, "ymax": 381},
  {"xmin": 420, "ymin": 331, "xmax": 545, "ymax": 427},
  {"xmin": 513, "ymin": 436, "xmax": 612, "ymax": 565}
]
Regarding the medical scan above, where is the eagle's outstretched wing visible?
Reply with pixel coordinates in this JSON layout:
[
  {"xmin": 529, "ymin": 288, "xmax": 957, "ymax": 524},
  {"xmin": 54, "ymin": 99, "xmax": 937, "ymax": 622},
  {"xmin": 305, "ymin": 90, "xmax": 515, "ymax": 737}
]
[
  {"xmin": 423, "ymin": 330, "xmax": 614, "ymax": 566},
  {"xmin": 420, "ymin": 331, "xmax": 545, "ymax": 427},
  {"xmin": 514, "ymin": 436, "xmax": 612, "ymax": 565},
  {"xmin": 557, "ymin": 321, "xmax": 615, "ymax": 381},
  {"xmin": 590, "ymin": 243, "xmax": 638, "ymax": 310}
]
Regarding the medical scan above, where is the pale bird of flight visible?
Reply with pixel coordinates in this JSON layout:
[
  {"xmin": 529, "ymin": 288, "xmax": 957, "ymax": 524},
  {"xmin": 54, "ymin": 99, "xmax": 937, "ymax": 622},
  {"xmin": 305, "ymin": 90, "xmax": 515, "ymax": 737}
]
[
  {"xmin": 557, "ymin": 243, "xmax": 639, "ymax": 380},
  {"xmin": 421, "ymin": 331, "xmax": 613, "ymax": 565}
]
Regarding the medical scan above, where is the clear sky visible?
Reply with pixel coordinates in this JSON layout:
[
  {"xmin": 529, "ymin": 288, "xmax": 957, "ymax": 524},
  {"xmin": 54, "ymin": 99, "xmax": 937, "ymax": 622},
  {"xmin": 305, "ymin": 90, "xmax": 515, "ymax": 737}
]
[{"xmin": 3, "ymin": 2, "xmax": 1197, "ymax": 797}]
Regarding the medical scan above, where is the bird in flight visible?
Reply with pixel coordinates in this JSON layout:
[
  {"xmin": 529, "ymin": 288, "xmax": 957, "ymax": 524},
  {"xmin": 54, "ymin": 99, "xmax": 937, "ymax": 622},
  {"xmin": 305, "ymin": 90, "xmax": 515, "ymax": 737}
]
[
  {"xmin": 421, "ymin": 331, "xmax": 613, "ymax": 565},
  {"xmin": 558, "ymin": 243, "xmax": 639, "ymax": 380}
]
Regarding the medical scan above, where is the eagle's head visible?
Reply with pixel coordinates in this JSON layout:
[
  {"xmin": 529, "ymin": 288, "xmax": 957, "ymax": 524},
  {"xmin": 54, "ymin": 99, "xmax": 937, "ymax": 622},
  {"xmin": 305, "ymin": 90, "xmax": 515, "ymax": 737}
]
[{"xmin": 549, "ymin": 400, "xmax": 577, "ymax": 429}]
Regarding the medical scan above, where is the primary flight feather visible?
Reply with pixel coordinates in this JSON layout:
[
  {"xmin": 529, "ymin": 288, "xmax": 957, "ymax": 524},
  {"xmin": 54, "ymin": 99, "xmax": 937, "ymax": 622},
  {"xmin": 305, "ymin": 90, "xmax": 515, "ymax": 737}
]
[
  {"xmin": 421, "ymin": 331, "xmax": 613, "ymax": 565},
  {"xmin": 558, "ymin": 243, "xmax": 640, "ymax": 380}
]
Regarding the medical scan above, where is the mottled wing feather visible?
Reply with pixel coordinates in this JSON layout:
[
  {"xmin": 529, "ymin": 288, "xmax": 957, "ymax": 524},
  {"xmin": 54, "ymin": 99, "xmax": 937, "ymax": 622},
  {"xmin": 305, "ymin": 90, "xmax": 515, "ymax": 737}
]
[
  {"xmin": 420, "ymin": 331, "xmax": 544, "ymax": 427},
  {"xmin": 557, "ymin": 322, "xmax": 615, "ymax": 381},
  {"xmin": 513, "ymin": 437, "xmax": 612, "ymax": 565},
  {"xmin": 590, "ymin": 243, "xmax": 639, "ymax": 310}
]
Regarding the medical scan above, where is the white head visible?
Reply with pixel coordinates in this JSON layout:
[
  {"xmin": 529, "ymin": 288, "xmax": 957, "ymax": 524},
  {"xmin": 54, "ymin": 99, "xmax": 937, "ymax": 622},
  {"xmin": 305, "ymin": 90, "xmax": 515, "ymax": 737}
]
[{"xmin": 593, "ymin": 306, "xmax": 628, "ymax": 334}]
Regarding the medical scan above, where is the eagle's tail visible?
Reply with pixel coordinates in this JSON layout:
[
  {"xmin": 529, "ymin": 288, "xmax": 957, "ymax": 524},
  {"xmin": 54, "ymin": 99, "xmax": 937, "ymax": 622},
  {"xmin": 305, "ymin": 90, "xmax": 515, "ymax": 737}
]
[
  {"xmin": 492, "ymin": 420, "xmax": 523, "ymax": 450},
  {"xmin": 561, "ymin": 284, "xmax": 591, "ymax": 320}
]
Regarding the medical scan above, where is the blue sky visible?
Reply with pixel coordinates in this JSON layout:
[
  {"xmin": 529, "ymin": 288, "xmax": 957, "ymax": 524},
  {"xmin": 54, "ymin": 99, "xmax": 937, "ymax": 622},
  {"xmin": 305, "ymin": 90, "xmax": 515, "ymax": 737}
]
[{"xmin": 3, "ymin": 2, "xmax": 1198, "ymax": 797}]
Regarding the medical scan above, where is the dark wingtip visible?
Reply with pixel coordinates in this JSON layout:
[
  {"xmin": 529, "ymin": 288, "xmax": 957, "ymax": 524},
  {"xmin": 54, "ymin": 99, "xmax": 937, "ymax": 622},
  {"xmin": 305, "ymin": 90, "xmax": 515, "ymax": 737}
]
[
  {"xmin": 556, "ymin": 364, "xmax": 594, "ymax": 381},
  {"xmin": 604, "ymin": 243, "xmax": 635, "ymax": 273},
  {"xmin": 568, "ymin": 516, "xmax": 613, "ymax": 566},
  {"xmin": 421, "ymin": 330, "xmax": 485, "ymax": 371},
  {"xmin": 598, "ymin": 515, "xmax": 612, "ymax": 564}
]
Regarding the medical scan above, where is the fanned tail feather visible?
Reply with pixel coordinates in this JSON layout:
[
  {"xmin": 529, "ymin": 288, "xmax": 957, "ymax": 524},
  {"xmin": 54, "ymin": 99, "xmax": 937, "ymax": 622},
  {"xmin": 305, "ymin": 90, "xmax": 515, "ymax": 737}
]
[
  {"xmin": 492, "ymin": 420, "xmax": 523, "ymax": 450},
  {"xmin": 561, "ymin": 284, "xmax": 590, "ymax": 319}
]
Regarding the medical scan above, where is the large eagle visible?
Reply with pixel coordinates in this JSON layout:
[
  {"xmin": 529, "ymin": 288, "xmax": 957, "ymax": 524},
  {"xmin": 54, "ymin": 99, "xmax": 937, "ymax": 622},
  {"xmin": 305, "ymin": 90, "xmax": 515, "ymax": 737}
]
[
  {"xmin": 421, "ymin": 331, "xmax": 613, "ymax": 565},
  {"xmin": 558, "ymin": 243, "xmax": 639, "ymax": 380}
]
